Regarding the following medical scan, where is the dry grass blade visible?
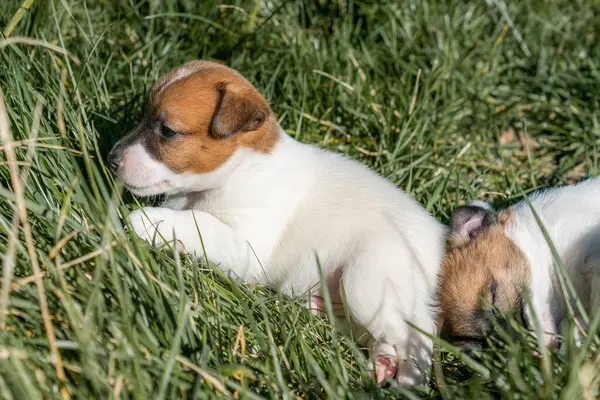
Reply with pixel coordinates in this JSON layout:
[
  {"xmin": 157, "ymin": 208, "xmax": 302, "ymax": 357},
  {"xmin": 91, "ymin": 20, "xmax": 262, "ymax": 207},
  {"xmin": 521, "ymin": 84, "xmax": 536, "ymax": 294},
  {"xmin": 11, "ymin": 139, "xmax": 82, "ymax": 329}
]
[
  {"xmin": 409, "ymin": 69, "xmax": 422, "ymax": 115},
  {"xmin": 0, "ymin": 143, "xmax": 83, "ymax": 154},
  {"xmin": 0, "ymin": 209, "xmax": 19, "ymax": 330},
  {"xmin": 349, "ymin": 51, "xmax": 366, "ymax": 81},
  {"xmin": 0, "ymin": 89, "xmax": 68, "ymax": 398},
  {"xmin": 175, "ymin": 356, "xmax": 228, "ymax": 394},
  {"xmin": 0, "ymin": 98, "xmax": 42, "ymax": 328},
  {"xmin": 301, "ymin": 112, "xmax": 346, "ymax": 133},
  {"xmin": 233, "ymin": 324, "xmax": 247, "ymax": 361},
  {"xmin": 48, "ymin": 226, "xmax": 97, "ymax": 259},
  {"xmin": 3, "ymin": 0, "xmax": 36, "ymax": 37},
  {"xmin": 0, "ymin": 36, "xmax": 80, "ymax": 64},
  {"xmin": 57, "ymin": 68, "xmax": 68, "ymax": 137},
  {"xmin": 14, "ymin": 241, "xmax": 118, "ymax": 288},
  {"xmin": 312, "ymin": 69, "xmax": 355, "ymax": 92}
]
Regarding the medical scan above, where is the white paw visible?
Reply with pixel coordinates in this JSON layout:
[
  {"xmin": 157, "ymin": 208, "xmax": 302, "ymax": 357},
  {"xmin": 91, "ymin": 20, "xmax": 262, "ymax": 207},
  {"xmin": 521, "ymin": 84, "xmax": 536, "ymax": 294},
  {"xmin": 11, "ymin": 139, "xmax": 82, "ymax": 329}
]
[
  {"xmin": 394, "ymin": 359, "xmax": 427, "ymax": 386},
  {"xmin": 368, "ymin": 347, "xmax": 428, "ymax": 387},
  {"xmin": 128, "ymin": 207, "xmax": 174, "ymax": 246}
]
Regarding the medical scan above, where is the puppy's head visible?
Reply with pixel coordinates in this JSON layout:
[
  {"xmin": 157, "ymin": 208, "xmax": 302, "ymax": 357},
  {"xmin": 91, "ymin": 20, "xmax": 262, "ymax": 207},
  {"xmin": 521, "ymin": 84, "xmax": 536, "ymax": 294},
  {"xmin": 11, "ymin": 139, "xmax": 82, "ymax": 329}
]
[
  {"xmin": 437, "ymin": 202, "xmax": 531, "ymax": 353},
  {"xmin": 108, "ymin": 60, "xmax": 279, "ymax": 196}
]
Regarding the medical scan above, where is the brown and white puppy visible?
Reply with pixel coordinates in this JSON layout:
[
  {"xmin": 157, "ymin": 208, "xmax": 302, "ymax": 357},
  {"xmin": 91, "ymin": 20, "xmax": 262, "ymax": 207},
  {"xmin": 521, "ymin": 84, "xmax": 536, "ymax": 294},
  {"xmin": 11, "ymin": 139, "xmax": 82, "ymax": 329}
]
[
  {"xmin": 108, "ymin": 61, "xmax": 279, "ymax": 194},
  {"xmin": 108, "ymin": 60, "xmax": 446, "ymax": 385},
  {"xmin": 437, "ymin": 179, "xmax": 600, "ymax": 352}
]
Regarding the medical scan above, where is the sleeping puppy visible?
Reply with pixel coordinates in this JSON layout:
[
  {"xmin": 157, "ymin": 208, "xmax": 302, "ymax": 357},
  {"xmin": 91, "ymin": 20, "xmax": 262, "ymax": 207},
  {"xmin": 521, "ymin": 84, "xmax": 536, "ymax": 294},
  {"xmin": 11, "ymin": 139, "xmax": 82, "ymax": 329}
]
[
  {"xmin": 107, "ymin": 60, "xmax": 445, "ymax": 385},
  {"xmin": 437, "ymin": 178, "xmax": 600, "ymax": 352}
]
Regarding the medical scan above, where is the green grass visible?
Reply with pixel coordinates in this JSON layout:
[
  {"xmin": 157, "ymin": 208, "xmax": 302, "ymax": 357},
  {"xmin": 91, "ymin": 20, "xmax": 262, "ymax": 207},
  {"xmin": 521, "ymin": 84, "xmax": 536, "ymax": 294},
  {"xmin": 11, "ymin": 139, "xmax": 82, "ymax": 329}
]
[{"xmin": 1, "ymin": 0, "xmax": 599, "ymax": 398}]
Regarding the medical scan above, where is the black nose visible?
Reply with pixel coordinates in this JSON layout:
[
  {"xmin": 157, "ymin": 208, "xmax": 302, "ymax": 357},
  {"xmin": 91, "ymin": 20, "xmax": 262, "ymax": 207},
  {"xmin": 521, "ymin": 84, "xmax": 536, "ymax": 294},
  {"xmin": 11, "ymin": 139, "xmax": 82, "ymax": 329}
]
[{"xmin": 107, "ymin": 149, "xmax": 122, "ymax": 174}]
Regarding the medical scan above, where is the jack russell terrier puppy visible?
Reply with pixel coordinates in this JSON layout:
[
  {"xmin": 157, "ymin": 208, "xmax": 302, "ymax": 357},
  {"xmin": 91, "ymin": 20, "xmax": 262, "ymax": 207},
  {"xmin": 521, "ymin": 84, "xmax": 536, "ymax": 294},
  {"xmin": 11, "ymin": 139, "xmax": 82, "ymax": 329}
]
[
  {"xmin": 107, "ymin": 60, "xmax": 445, "ymax": 385},
  {"xmin": 437, "ymin": 177, "xmax": 600, "ymax": 352}
]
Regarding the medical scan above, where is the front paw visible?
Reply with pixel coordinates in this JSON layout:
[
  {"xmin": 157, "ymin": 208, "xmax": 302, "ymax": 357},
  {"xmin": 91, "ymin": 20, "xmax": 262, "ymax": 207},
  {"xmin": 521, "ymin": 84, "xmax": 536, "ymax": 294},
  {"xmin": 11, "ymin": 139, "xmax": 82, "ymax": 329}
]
[{"xmin": 128, "ymin": 207, "xmax": 174, "ymax": 246}]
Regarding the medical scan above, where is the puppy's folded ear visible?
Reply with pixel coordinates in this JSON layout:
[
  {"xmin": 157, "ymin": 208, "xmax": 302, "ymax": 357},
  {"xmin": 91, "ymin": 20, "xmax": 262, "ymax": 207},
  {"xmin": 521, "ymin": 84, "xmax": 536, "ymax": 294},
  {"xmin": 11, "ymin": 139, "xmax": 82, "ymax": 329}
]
[
  {"xmin": 211, "ymin": 83, "xmax": 270, "ymax": 138},
  {"xmin": 449, "ymin": 202, "xmax": 497, "ymax": 247}
]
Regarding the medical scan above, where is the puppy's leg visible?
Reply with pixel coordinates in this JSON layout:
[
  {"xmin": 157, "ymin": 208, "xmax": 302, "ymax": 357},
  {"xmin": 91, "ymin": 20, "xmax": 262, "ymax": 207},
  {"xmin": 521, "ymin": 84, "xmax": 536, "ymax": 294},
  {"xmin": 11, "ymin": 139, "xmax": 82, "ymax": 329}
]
[
  {"xmin": 129, "ymin": 207, "xmax": 266, "ymax": 282},
  {"xmin": 553, "ymin": 251, "xmax": 600, "ymax": 351},
  {"xmin": 581, "ymin": 251, "xmax": 600, "ymax": 336},
  {"xmin": 308, "ymin": 295, "xmax": 327, "ymax": 318},
  {"xmin": 340, "ymin": 237, "xmax": 435, "ymax": 386},
  {"xmin": 591, "ymin": 274, "xmax": 600, "ymax": 318},
  {"xmin": 584, "ymin": 252, "xmax": 600, "ymax": 318},
  {"xmin": 526, "ymin": 299, "xmax": 558, "ymax": 349}
]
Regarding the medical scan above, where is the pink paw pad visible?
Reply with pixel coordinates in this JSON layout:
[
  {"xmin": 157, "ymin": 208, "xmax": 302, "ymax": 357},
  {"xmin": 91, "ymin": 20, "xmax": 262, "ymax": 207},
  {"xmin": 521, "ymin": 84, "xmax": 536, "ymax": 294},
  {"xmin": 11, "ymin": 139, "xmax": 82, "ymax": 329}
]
[
  {"xmin": 309, "ymin": 295, "xmax": 327, "ymax": 318},
  {"xmin": 375, "ymin": 354, "xmax": 398, "ymax": 384}
]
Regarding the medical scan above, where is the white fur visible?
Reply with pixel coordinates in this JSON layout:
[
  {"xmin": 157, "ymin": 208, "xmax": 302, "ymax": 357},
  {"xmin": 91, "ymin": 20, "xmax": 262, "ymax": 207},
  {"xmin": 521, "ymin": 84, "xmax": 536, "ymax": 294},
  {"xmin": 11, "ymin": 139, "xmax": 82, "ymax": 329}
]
[
  {"xmin": 126, "ymin": 131, "xmax": 446, "ymax": 385},
  {"xmin": 119, "ymin": 141, "xmax": 244, "ymax": 196},
  {"xmin": 119, "ymin": 143, "xmax": 177, "ymax": 196},
  {"xmin": 468, "ymin": 200, "xmax": 494, "ymax": 211},
  {"xmin": 505, "ymin": 178, "xmax": 600, "ymax": 343},
  {"xmin": 156, "ymin": 64, "xmax": 200, "ymax": 96}
]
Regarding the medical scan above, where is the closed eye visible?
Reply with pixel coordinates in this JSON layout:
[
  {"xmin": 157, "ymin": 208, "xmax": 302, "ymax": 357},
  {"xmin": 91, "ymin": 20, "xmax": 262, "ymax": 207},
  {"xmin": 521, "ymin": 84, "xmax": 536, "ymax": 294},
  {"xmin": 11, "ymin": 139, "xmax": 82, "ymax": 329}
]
[
  {"xmin": 162, "ymin": 124, "xmax": 180, "ymax": 138},
  {"xmin": 445, "ymin": 335, "xmax": 486, "ymax": 355},
  {"xmin": 446, "ymin": 334, "xmax": 485, "ymax": 344},
  {"xmin": 518, "ymin": 292, "xmax": 530, "ymax": 330}
]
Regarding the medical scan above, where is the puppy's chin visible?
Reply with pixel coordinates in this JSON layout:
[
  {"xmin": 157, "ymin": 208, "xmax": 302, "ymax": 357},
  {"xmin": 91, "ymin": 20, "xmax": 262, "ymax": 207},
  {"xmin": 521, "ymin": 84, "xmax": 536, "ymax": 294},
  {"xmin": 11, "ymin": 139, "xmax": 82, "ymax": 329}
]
[{"xmin": 124, "ymin": 180, "xmax": 173, "ymax": 197}]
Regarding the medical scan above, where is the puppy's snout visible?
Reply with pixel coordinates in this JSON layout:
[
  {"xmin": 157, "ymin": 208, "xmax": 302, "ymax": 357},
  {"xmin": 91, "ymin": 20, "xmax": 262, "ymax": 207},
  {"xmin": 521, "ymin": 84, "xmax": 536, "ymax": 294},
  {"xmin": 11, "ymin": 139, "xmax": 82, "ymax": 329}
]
[{"xmin": 108, "ymin": 148, "xmax": 123, "ymax": 174}]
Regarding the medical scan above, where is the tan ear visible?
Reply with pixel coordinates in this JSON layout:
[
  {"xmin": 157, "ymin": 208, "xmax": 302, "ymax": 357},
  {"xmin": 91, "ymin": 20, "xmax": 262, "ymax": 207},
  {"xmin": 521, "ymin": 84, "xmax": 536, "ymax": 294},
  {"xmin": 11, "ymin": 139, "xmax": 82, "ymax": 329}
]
[{"xmin": 211, "ymin": 83, "xmax": 269, "ymax": 138}]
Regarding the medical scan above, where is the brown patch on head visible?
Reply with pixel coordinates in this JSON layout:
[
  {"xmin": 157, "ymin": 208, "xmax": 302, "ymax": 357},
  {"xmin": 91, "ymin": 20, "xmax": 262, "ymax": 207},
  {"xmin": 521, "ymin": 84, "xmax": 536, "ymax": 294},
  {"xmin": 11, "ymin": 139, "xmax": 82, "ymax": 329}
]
[
  {"xmin": 437, "ymin": 206, "xmax": 530, "ymax": 350},
  {"xmin": 139, "ymin": 60, "xmax": 279, "ymax": 173}
]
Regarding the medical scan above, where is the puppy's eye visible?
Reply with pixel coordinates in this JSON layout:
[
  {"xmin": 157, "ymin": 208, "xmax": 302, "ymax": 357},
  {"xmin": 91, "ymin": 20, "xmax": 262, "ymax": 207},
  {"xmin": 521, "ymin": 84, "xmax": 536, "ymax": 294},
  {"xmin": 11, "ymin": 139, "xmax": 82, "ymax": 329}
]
[
  {"xmin": 162, "ymin": 125, "xmax": 179, "ymax": 138},
  {"xmin": 517, "ymin": 292, "xmax": 530, "ymax": 330}
]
